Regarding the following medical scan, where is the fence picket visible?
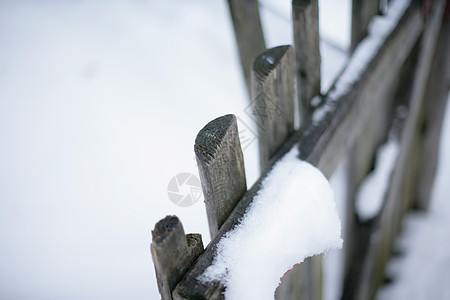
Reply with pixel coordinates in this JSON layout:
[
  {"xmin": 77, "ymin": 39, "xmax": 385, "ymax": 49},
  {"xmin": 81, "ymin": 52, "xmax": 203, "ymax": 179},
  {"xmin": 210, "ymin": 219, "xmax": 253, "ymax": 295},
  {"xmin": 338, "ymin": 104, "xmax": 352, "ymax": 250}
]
[
  {"xmin": 251, "ymin": 45, "xmax": 295, "ymax": 172},
  {"xmin": 227, "ymin": 0, "xmax": 266, "ymax": 96},
  {"xmin": 151, "ymin": 216, "xmax": 204, "ymax": 300},
  {"xmin": 416, "ymin": 16, "xmax": 449, "ymax": 210},
  {"xmin": 195, "ymin": 114, "xmax": 247, "ymax": 239},
  {"xmin": 292, "ymin": 0, "xmax": 321, "ymax": 123},
  {"xmin": 251, "ymin": 44, "xmax": 321, "ymax": 300}
]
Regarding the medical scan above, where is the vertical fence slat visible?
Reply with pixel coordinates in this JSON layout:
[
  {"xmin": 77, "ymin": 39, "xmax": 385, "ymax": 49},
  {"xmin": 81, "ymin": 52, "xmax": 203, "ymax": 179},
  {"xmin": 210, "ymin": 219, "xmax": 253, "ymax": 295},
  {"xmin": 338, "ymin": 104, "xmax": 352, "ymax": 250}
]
[
  {"xmin": 292, "ymin": 0, "xmax": 321, "ymax": 124},
  {"xmin": 195, "ymin": 114, "xmax": 247, "ymax": 239},
  {"xmin": 390, "ymin": 0, "xmax": 446, "ymax": 232},
  {"xmin": 351, "ymin": 0, "xmax": 380, "ymax": 52},
  {"xmin": 151, "ymin": 216, "xmax": 204, "ymax": 300},
  {"xmin": 275, "ymin": 255, "xmax": 323, "ymax": 300},
  {"xmin": 291, "ymin": 4, "xmax": 323, "ymax": 296},
  {"xmin": 416, "ymin": 16, "xmax": 450, "ymax": 209},
  {"xmin": 251, "ymin": 45, "xmax": 295, "ymax": 172},
  {"xmin": 341, "ymin": 44, "xmax": 401, "ymax": 300},
  {"xmin": 227, "ymin": 0, "xmax": 266, "ymax": 96},
  {"xmin": 251, "ymin": 45, "xmax": 321, "ymax": 300}
]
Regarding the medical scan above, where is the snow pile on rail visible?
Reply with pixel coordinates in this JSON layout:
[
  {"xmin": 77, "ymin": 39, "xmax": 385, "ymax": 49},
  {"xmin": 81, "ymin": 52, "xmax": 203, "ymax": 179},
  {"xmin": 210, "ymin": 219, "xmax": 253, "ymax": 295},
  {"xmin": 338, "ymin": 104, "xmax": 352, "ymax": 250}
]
[{"xmin": 199, "ymin": 148, "xmax": 343, "ymax": 300}]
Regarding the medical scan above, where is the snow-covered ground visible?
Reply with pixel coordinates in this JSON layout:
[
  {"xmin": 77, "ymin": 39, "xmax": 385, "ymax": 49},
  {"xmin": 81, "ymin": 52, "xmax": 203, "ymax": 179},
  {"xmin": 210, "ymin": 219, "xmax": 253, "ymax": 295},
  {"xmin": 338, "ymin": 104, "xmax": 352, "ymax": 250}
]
[{"xmin": 0, "ymin": 0, "xmax": 447, "ymax": 299}]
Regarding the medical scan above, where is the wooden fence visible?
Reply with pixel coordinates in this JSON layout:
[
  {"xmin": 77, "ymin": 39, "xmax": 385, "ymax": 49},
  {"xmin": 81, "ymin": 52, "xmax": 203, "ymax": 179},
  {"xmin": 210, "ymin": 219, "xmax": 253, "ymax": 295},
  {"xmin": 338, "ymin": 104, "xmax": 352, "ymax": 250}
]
[{"xmin": 151, "ymin": 0, "xmax": 449, "ymax": 299}]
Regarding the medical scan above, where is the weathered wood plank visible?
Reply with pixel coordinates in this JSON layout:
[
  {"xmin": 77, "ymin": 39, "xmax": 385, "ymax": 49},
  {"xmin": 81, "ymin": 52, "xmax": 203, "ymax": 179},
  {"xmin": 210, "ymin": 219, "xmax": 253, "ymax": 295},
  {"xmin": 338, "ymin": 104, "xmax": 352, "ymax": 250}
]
[
  {"xmin": 351, "ymin": 0, "xmax": 381, "ymax": 52},
  {"xmin": 393, "ymin": 0, "xmax": 446, "ymax": 230},
  {"xmin": 151, "ymin": 216, "xmax": 204, "ymax": 300},
  {"xmin": 416, "ymin": 16, "xmax": 450, "ymax": 209},
  {"xmin": 227, "ymin": 0, "xmax": 266, "ymax": 96},
  {"xmin": 341, "ymin": 70, "xmax": 399, "ymax": 300},
  {"xmin": 172, "ymin": 2, "xmax": 423, "ymax": 298},
  {"xmin": 353, "ymin": 1, "xmax": 446, "ymax": 299},
  {"xmin": 275, "ymin": 255, "xmax": 323, "ymax": 300},
  {"xmin": 251, "ymin": 45, "xmax": 295, "ymax": 172},
  {"xmin": 194, "ymin": 114, "xmax": 247, "ymax": 239},
  {"xmin": 292, "ymin": 0, "xmax": 321, "ymax": 123}
]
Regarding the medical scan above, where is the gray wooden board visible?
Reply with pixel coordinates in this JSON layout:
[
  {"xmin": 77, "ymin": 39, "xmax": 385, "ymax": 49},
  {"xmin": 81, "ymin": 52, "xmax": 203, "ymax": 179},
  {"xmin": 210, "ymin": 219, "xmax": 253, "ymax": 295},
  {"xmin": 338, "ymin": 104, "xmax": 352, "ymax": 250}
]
[
  {"xmin": 416, "ymin": 17, "xmax": 450, "ymax": 209},
  {"xmin": 274, "ymin": 255, "xmax": 322, "ymax": 300},
  {"xmin": 195, "ymin": 114, "xmax": 247, "ymax": 239},
  {"xmin": 390, "ymin": 0, "xmax": 446, "ymax": 239},
  {"xmin": 151, "ymin": 216, "xmax": 204, "ymax": 300},
  {"xmin": 251, "ymin": 44, "xmax": 320, "ymax": 300},
  {"xmin": 341, "ymin": 63, "xmax": 400, "ymax": 300},
  {"xmin": 227, "ymin": 0, "xmax": 266, "ymax": 96},
  {"xmin": 251, "ymin": 45, "xmax": 295, "ymax": 172},
  {"xmin": 292, "ymin": 0, "xmax": 321, "ymax": 123}
]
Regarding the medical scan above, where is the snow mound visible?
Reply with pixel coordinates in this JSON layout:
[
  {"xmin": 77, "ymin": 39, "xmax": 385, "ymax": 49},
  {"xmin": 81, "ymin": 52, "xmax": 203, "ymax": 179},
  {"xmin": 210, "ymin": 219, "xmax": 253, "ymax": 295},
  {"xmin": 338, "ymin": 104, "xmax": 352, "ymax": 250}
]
[{"xmin": 199, "ymin": 148, "xmax": 343, "ymax": 300}]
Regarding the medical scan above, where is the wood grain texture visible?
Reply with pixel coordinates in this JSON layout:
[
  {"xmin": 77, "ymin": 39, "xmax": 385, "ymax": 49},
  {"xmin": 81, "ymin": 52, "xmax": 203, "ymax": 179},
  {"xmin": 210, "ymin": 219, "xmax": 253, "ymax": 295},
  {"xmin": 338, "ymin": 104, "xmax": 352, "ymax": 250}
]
[
  {"xmin": 194, "ymin": 114, "xmax": 247, "ymax": 239},
  {"xmin": 251, "ymin": 45, "xmax": 295, "ymax": 172},
  {"xmin": 292, "ymin": 0, "xmax": 321, "ymax": 123},
  {"xmin": 151, "ymin": 216, "xmax": 204, "ymax": 300},
  {"xmin": 351, "ymin": 0, "xmax": 380, "ymax": 52},
  {"xmin": 172, "ymin": 2, "xmax": 424, "ymax": 298},
  {"xmin": 227, "ymin": 0, "xmax": 266, "ymax": 96}
]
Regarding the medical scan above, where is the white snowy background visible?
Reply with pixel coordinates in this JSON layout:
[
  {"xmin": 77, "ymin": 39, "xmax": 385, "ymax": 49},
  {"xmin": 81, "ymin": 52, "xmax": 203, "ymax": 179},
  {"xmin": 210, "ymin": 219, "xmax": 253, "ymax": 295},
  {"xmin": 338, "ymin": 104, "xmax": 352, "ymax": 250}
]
[{"xmin": 0, "ymin": 0, "xmax": 448, "ymax": 299}]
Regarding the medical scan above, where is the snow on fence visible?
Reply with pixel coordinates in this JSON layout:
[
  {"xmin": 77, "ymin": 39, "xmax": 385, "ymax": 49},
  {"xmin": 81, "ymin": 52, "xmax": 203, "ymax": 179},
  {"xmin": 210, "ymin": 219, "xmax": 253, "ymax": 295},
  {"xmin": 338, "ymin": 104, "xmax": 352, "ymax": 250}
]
[{"xmin": 151, "ymin": 0, "xmax": 449, "ymax": 299}]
